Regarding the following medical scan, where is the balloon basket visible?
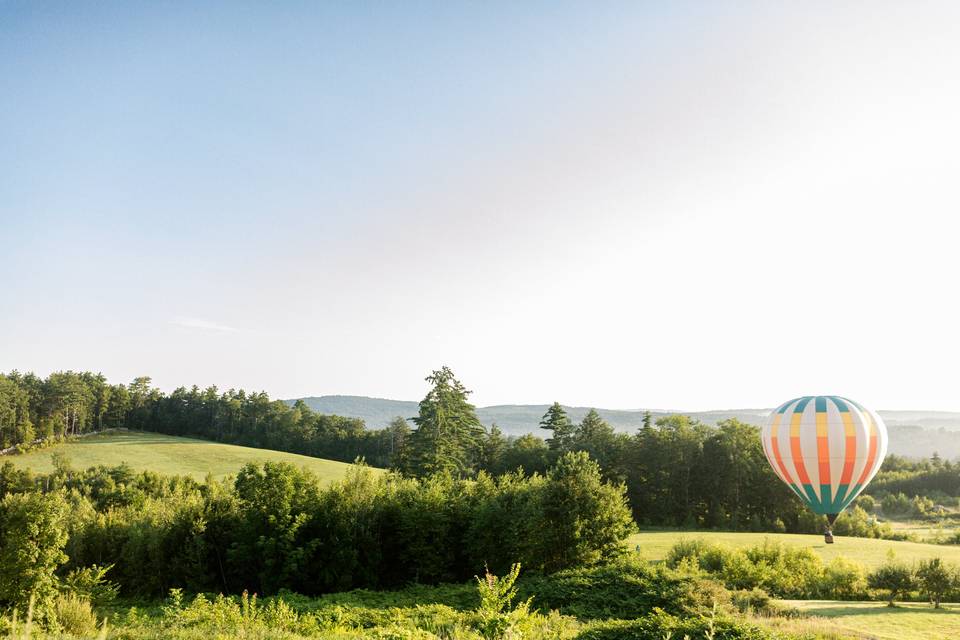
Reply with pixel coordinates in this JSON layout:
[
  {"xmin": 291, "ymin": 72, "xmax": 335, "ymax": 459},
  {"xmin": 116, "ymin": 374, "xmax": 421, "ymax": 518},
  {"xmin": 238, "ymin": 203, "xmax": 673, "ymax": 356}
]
[{"xmin": 824, "ymin": 530, "xmax": 834, "ymax": 544}]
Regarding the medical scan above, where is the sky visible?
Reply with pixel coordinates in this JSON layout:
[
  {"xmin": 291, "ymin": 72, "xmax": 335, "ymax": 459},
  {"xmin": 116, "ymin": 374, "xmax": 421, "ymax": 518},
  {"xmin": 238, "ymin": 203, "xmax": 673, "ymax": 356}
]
[{"xmin": 3, "ymin": 2, "xmax": 960, "ymax": 411}]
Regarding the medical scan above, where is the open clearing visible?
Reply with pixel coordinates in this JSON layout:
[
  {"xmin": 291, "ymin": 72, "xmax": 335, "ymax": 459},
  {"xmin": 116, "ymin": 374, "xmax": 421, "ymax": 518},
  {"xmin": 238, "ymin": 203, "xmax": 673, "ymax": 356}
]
[
  {"xmin": 629, "ymin": 530, "xmax": 960, "ymax": 569},
  {"xmin": 2, "ymin": 430, "xmax": 381, "ymax": 482},
  {"xmin": 781, "ymin": 600, "xmax": 960, "ymax": 640}
]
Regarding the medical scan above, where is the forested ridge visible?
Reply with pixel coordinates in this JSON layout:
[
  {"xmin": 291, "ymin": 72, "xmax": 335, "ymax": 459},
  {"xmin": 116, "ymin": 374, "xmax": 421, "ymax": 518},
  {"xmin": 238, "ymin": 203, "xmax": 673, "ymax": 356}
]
[
  {"xmin": 2, "ymin": 367, "xmax": 959, "ymax": 638},
  {"xmin": 0, "ymin": 368, "xmax": 950, "ymax": 533}
]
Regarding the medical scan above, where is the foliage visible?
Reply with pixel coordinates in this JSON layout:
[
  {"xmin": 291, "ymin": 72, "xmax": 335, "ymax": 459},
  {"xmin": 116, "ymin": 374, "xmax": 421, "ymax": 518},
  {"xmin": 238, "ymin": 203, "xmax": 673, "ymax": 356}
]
[
  {"xmin": 819, "ymin": 558, "xmax": 867, "ymax": 600},
  {"xmin": 1, "ymin": 368, "xmax": 930, "ymax": 540},
  {"xmin": 0, "ymin": 492, "xmax": 69, "ymax": 625},
  {"xmin": 540, "ymin": 403, "xmax": 575, "ymax": 452},
  {"xmin": 540, "ymin": 452, "xmax": 636, "ymax": 571},
  {"xmin": 61, "ymin": 563, "xmax": 119, "ymax": 608},
  {"xmin": 867, "ymin": 562, "xmax": 915, "ymax": 606},
  {"xmin": 474, "ymin": 563, "xmax": 531, "ymax": 640},
  {"xmin": 914, "ymin": 557, "xmax": 954, "ymax": 608},
  {"xmin": 53, "ymin": 592, "xmax": 99, "ymax": 636},
  {"xmin": 403, "ymin": 367, "xmax": 486, "ymax": 477},
  {"xmin": 519, "ymin": 556, "xmax": 729, "ymax": 620},
  {"xmin": 574, "ymin": 607, "xmax": 776, "ymax": 640},
  {"xmin": 41, "ymin": 454, "xmax": 635, "ymax": 597},
  {"xmin": 665, "ymin": 538, "xmax": 872, "ymax": 600}
]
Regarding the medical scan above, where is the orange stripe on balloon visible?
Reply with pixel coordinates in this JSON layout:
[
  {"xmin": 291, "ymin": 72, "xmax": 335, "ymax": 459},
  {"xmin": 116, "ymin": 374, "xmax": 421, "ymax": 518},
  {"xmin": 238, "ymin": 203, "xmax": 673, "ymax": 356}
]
[{"xmin": 790, "ymin": 411, "xmax": 811, "ymax": 485}]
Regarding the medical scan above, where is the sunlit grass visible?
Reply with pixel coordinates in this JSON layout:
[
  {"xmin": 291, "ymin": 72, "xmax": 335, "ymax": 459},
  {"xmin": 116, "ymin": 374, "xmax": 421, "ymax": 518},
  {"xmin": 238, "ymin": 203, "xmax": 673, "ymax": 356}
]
[
  {"xmin": 780, "ymin": 600, "xmax": 960, "ymax": 640},
  {"xmin": 2, "ymin": 430, "xmax": 382, "ymax": 482},
  {"xmin": 629, "ymin": 530, "xmax": 960, "ymax": 569}
]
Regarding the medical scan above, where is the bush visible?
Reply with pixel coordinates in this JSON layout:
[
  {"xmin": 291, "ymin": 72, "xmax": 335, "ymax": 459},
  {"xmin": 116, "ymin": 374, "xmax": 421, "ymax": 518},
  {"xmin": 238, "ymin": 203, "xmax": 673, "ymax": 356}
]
[
  {"xmin": 730, "ymin": 588, "xmax": 771, "ymax": 614},
  {"xmin": 474, "ymin": 563, "xmax": 531, "ymax": 640},
  {"xmin": 855, "ymin": 495, "xmax": 877, "ymax": 513},
  {"xmin": 576, "ymin": 608, "xmax": 776, "ymax": 640},
  {"xmin": 521, "ymin": 556, "xmax": 729, "ymax": 620},
  {"xmin": 666, "ymin": 539, "xmax": 828, "ymax": 599},
  {"xmin": 881, "ymin": 493, "xmax": 912, "ymax": 516},
  {"xmin": 61, "ymin": 563, "xmax": 120, "ymax": 608},
  {"xmin": 54, "ymin": 593, "xmax": 98, "ymax": 636},
  {"xmin": 819, "ymin": 557, "xmax": 867, "ymax": 600},
  {"xmin": 832, "ymin": 506, "xmax": 892, "ymax": 539}
]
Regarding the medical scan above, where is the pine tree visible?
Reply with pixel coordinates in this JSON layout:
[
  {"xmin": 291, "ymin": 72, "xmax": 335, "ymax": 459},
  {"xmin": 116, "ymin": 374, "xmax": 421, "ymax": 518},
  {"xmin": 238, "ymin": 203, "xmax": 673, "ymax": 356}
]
[
  {"xmin": 386, "ymin": 416, "xmax": 410, "ymax": 470},
  {"xmin": 404, "ymin": 367, "xmax": 484, "ymax": 476},
  {"xmin": 539, "ymin": 402, "xmax": 575, "ymax": 451}
]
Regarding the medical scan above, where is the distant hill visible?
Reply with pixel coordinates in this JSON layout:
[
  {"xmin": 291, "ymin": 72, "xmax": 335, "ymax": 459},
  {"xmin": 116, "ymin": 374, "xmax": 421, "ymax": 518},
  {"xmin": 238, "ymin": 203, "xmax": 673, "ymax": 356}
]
[
  {"xmin": 292, "ymin": 395, "xmax": 772, "ymax": 435},
  {"xmin": 290, "ymin": 395, "xmax": 960, "ymax": 458},
  {"xmin": 290, "ymin": 396, "xmax": 788, "ymax": 434}
]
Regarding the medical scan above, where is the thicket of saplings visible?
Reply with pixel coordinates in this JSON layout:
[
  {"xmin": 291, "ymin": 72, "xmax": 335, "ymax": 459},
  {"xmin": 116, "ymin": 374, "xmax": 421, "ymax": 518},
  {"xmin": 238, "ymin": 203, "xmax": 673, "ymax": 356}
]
[
  {"xmin": 0, "ymin": 454, "xmax": 637, "ymax": 634},
  {"xmin": 0, "ymin": 368, "xmax": 935, "ymax": 539},
  {"xmin": 0, "ymin": 454, "xmax": 953, "ymax": 639},
  {"xmin": 0, "ymin": 473, "xmax": 845, "ymax": 640}
]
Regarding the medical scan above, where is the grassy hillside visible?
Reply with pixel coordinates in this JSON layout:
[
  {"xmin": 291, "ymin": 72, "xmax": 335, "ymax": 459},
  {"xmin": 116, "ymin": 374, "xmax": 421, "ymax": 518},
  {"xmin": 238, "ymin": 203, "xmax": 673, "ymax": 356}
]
[
  {"xmin": 782, "ymin": 600, "xmax": 960, "ymax": 640},
  {"xmin": 2, "ymin": 431, "xmax": 381, "ymax": 482},
  {"xmin": 629, "ymin": 530, "xmax": 960, "ymax": 569}
]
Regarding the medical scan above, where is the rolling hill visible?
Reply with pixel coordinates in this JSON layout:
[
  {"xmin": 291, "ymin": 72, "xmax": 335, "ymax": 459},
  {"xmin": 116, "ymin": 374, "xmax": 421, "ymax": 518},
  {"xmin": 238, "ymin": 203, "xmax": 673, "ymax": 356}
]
[
  {"xmin": 2, "ymin": 430, "xmax": 380, "ymax": 482},
  {"xmin": 291, "ymin": 395, "xmax": 772, "ymax": 435},
  {"xmin": 291, "ymin": 395, "xmax": 960, "ymax": 457}
]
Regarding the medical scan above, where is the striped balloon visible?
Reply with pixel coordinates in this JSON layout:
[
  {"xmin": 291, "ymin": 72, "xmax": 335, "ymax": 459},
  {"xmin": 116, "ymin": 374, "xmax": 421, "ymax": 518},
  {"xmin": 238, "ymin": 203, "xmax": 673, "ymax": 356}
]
[{"xmin": 761, "ymin": 396, "xmax": 888, "ymax": 522}]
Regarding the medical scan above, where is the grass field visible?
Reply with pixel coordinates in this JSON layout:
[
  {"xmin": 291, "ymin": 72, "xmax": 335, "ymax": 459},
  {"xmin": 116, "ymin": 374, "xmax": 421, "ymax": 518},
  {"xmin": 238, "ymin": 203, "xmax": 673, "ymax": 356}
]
[
  {"xmin": 629, "ymin": 530, "xmax": 960, "ymax": 569},
  {"xmin": 780, "ymin": 600, "xmax": 960, "ymax": 640},
  {"xmin": 1, "ymin": 430, "xmax": 381, "ymax": 482}
]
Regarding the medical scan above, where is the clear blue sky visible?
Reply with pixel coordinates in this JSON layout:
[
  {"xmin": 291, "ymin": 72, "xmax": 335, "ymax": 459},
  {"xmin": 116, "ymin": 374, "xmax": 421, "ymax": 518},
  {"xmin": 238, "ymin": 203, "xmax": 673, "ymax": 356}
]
[{"xmin": 3, "ymin": 2, "xmax": 960, "ymax": 410}]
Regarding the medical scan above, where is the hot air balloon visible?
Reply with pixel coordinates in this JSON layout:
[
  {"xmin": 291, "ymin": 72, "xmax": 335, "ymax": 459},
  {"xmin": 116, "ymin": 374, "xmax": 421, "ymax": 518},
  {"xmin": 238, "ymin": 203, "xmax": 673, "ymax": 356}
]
[{"xmin": 761, "ymin": 396, "xmax": 887, "ymax": 543}]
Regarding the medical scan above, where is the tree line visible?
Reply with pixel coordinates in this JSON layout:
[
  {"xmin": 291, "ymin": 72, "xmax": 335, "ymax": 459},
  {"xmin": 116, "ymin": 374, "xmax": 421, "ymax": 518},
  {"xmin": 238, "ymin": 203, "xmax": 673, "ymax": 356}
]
[
  {"xmin": 0, "ymin": 450, "xmax": 633, "ymax": 619},
  {"xmin": 0, "ymin": 367, "xmax": 922, "ymax": 534}
]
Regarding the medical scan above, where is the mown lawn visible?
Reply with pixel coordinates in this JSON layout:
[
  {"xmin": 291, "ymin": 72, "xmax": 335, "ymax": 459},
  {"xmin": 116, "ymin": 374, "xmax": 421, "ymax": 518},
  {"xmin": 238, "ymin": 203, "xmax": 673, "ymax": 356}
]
[
  {"xmin": 783, "ymin": 600, "xmax": 960, "ymax": 640},
  {"xmin": 628, "ymin": 530, "xmax": 960, "ymax": 569},
  {"xmin": 2, "ymin": 430, "xmax": 381, "ymax": 482}
]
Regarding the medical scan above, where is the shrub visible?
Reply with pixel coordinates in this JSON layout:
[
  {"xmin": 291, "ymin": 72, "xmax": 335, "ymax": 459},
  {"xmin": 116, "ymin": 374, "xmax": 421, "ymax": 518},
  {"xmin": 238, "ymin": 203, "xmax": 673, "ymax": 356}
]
[
  {"xmin": 819, "ymin": 557, "xmax": 867, "ymax": 600},
  {"xmin": 54, "ymin": 593, "xmax": 98, "ymax": 636},
  {"xmin": 61, "ymin": 563, "xmax": 120, "ymax": 608},
  {"xmin": 855, "ymin": 495, "xmax": 876, "ymax": 513},
  {"xmin": 575, "ymin": 607, "xmax": 776, "ymax": 640},
  {"xmin": 521, "ymin": 556, "xmax": 729, "ymax": 620},
  {"xmin": 474, "ymin": 563, "xmax": 531, "ymax": 640},
  {"xmin": 730, "ymin": 588, "xmax": 771, "ymax": 614},
  {"xmin": 881, "ymin": 492, "xmax": 912, "ymax": 516},
  {"xmin": 832, "ymin": 506, "xmax": 892, "ymax": 539}
]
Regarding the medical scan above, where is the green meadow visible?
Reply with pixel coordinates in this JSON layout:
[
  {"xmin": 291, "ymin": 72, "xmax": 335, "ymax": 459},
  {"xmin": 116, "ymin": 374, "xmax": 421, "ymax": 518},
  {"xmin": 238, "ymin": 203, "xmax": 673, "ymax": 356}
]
[
  {"xmin": 629, "ymin": 530, "xmax": 960, "ymax": 569},
  {"xmin": 2, "ymin": 431, "xmax": 378, "ymax": 482},
  {"xmin": 781, "ymin": 600, "xmax": 960, "ymax": 640}
]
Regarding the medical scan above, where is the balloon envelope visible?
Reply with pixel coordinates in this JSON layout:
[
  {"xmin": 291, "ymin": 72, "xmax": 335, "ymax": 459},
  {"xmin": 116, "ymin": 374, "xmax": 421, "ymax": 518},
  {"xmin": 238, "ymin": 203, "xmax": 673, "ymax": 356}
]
[{"xmin": 761, "ymin": 396, "xmax": 887, "ymax": 519}]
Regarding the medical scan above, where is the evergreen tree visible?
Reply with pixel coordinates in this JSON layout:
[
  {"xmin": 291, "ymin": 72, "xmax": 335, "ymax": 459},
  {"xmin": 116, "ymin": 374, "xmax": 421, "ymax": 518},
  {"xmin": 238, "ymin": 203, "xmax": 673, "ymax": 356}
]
[
  {"xmin": 480, "ymin": 424, "xmax": 507, "ymax": 472},
  {"xmin": 404, "ymin": 367, "xmax": 484, "ymax": 476},
  {"xmin": 386, "ymin": 416, "xmax": 410, "ymax": 470},
  {"xmin": 539, "ymin": 402, "xmax": 575, "ymax": 451}
]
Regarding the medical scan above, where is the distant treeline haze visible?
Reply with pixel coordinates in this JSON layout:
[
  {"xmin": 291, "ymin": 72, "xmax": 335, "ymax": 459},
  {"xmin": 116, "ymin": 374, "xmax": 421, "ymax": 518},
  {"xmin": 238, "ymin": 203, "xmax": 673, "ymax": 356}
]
[{"xmin": 0, "ymin": 368, "xmax": 951, "ymax": 533}]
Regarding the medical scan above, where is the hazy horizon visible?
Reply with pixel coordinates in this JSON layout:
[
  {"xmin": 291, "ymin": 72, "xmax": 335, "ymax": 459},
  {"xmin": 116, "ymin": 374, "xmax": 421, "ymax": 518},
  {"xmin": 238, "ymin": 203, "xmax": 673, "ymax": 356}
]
[{"xmin": 4, "ymin": 3, "xmax": 960, "ymax": 411}]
